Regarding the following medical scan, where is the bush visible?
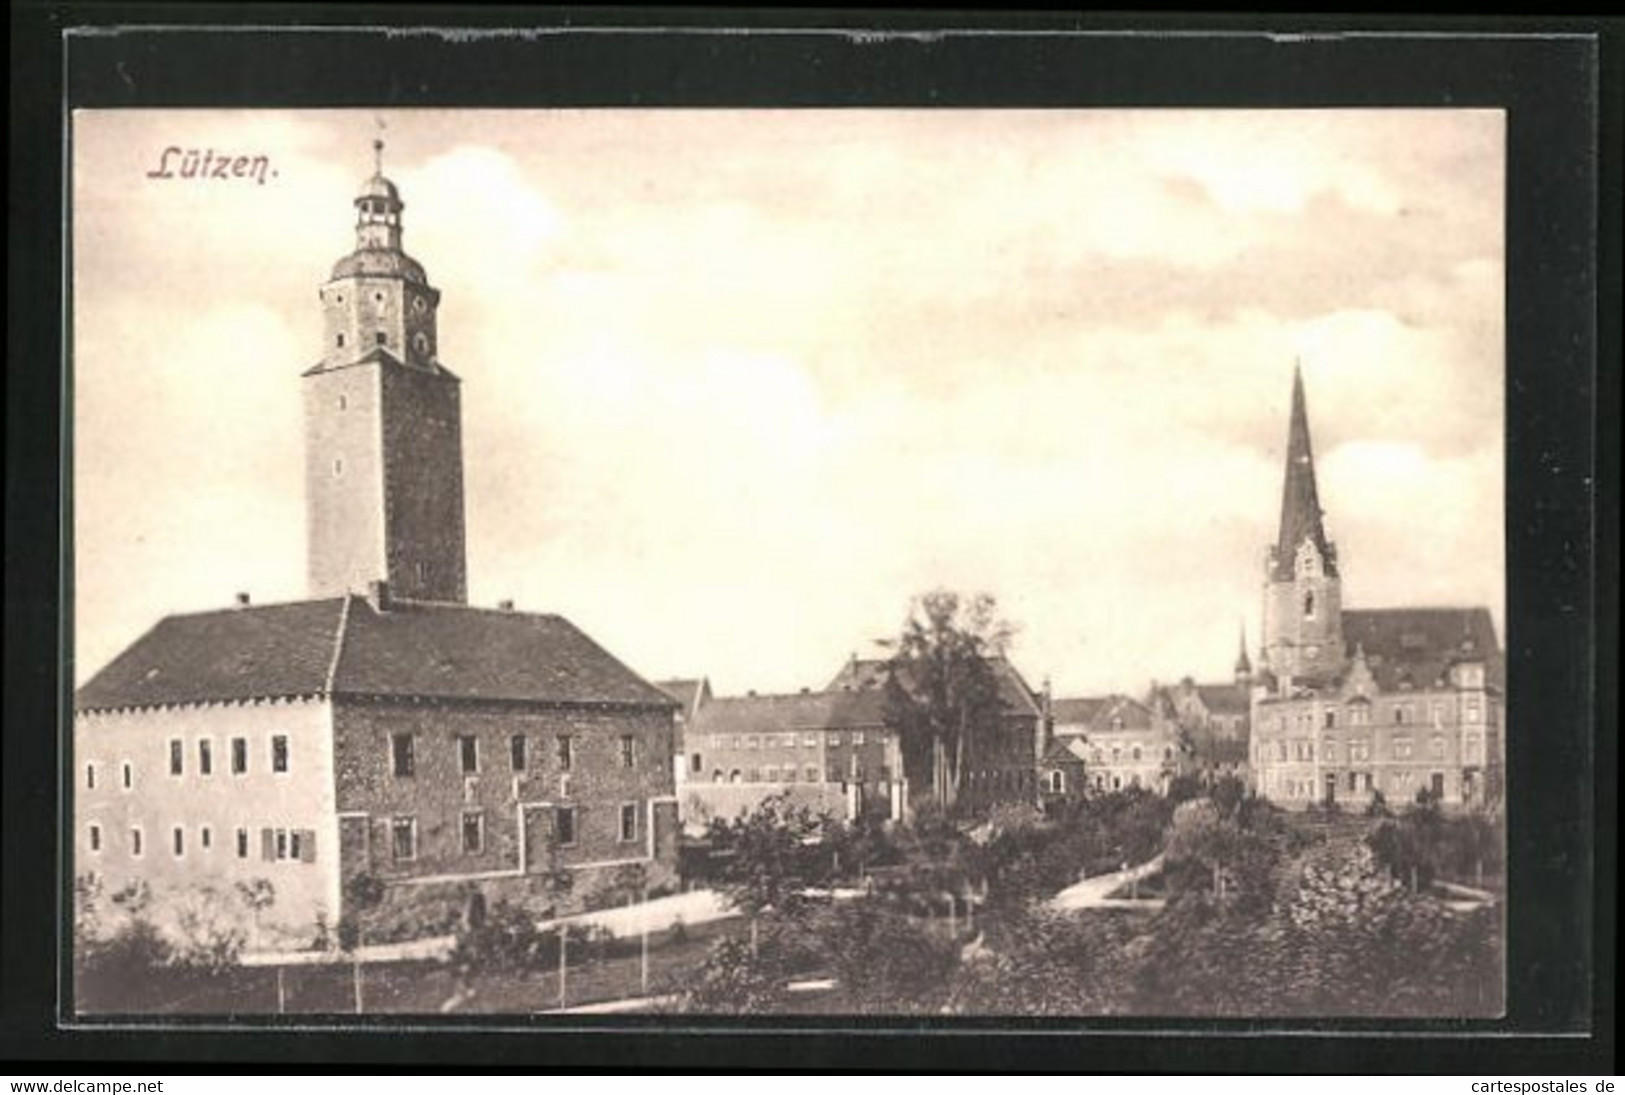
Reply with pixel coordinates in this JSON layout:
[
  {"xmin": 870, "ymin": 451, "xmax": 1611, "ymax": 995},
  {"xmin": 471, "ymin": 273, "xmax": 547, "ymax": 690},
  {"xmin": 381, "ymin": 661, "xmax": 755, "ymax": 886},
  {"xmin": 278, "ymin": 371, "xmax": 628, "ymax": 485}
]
[{"xmin": 680, "ymin": 934, "xmax": 788, "ymax": 1015}]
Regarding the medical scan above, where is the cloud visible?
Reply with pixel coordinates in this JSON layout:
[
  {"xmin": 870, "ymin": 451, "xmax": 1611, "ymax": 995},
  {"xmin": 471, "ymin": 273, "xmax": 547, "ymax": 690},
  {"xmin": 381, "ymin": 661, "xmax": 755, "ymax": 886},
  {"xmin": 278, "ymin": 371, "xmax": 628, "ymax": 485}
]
[{"xmin": 72, "ymin": 109, "xmax": 1505, "ymax": 696}]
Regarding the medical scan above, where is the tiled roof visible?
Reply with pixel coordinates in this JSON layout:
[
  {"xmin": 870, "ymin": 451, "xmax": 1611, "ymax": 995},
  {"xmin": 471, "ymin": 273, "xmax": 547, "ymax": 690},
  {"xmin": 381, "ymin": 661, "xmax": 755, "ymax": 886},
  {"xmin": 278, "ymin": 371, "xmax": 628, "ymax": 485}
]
[
  {"xmin": 1194, "ymin": 683, "xmax": 1250, "ymax": 715},
  {"xmin": 1340, "ymin": 607, "xmax": 1503, "ymax": 693},
  {"xmin": 653, "ymin": 678, "xmax": 710, "ymax": 719},
  {"xmin": 75, "ymin": 599, "xmax": 346, "ymax": 712},
  {"xmin": 76, "ymin": 595, "xmax": 674, "ymax": 713},
  {"xmin": 1051, "ymin": 696, "xmax": 1107, "ymax": 727},
  {"xmin": 826, "ymin": 657, "xmax": 1044, "ymax": 718},
  {"xmin": 1041, "ymin": 736, "xmax": 1092, "ymax": 766},
  {"xmin": 689, "ymin": 689, "xmax": 891, "ymax": 740},
  {"xmin": 1087, "ymin": 694, "xmax": 1158, "ymax": 733}
]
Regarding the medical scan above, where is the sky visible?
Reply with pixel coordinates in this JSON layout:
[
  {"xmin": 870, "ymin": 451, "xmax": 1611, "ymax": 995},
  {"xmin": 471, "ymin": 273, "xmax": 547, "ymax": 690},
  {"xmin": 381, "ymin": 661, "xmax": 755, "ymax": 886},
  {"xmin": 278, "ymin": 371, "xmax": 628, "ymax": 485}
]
[{"xmin": 71, "ymin": 109, "xmax": 1505, "ymax": 698}]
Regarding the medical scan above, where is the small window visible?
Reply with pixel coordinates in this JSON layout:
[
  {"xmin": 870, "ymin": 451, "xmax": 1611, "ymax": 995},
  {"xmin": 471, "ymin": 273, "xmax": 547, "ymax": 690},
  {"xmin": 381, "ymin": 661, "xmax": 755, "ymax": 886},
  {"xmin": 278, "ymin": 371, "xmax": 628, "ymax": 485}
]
[
  {"xmin": 764, "ymin": 765, "xmax": 779, "ymax": 782},
  {"xmin": 556, "ymin": 735, "xmax": 574, "ymax": 772},
  {"xmin": 337, "ymin": 393, "xmax": 348, "ymax": 409},
  {"xmin": 462, "ymin": 811, "xmax": 485, "ymax": 854},
  {"xmin": 276, "ymin": 830, "xmax": 289, "ymax": 860},
  {"xmin": 88, "ymin": 824, "xmax": 102, "ymax": 852},
  {"xmin": 333, "ymin": 458, "xmax": 344, "ymax": 477},
  {"xmin": 391, "ymin": 817, "xmax": 417, "ymax": 862},
  {"xmin": 803, "ymin": 733, "xmax": 818, "ymax": 748},
  {"xmin": 392, "ymin": 733, "xmax": 415, "ymax": 778},
  {"xmin": 783, "ymin": 766, "xmax": 798, "ymax": 784},
  {"xmin": 122, "ymin": 762, "xmax": 133, "ymax": 789},
  {"xmin": 231, "ymin": 738, "xmax": 248, "ymax": 775},
  {"xmin": 130, "ymin": 828, "xmax": 143, "ymax": 857},
  {"xmin": 806, "ymin": 765, "xmax": 819, "ymax": 783},
  {"xmin": 85, "ymin": 763, "xmax": 96, "ymax": 790},
  {"xmin": 173, "ymin": 827, "xmax": 185, "ymax": 858},
  {"xmin": 198, "ymin": 739, "xmax": 213, "ymax": 776},
  {"xmin": 169, "ymin": 739, "xmax": 184, "ymax": 776},
  {"xmin": 510, "ymin": 734, "xmax": 527, "ymax": 772},
  {"xmin": 201, "ymin": 825, "xmax": 212, "ymax": 850},
  {"xmin": 828, "ymin": 731, "xmax": 843, "ymax": 746},
  {"xmin": 620, "ymin": 735, "xmax": 636, "ymax": 769},
  {"xmin": 375, "ymin": 332, "xmax": 387, "ymax": 346},
  {"xmin": 689, "ymin": 752, "xmax": 702, "ymax": 774},
  {"xmin": 556, "ymin": 806, "xmax": 577, "ymax": 847},
  {"xmin": 271, "ymin": 735, "xmax": 290, "ymax": 774},
  {"xmin": 852, "ymin": 730, "xmax": 865, "ymax": 746},
  {"xmin": 746, "ymin": 735, "xmax": 760, "ymax": 750},
  {"xmin": 1324, "ymin": 711, "xmax": 1337, "ymax": 729},
  {"xmin": 458, "ymin": 735, "xmax": 479, "ymax": 775},
  {"xmin": 1431, "ymin": 734, "xmax": 1446, "ymax": 759},
  {"xmin": 335, "ymin": 333, "xmax": 346, "ymax": 349},
  {"xmin": 619, "ymin": 803, "xmax": 638, "ymax": 843},
  {"xmin": 236, "ymin": 828, "xmax": 249, "ymax": 859},
  {"xmin": 1303, "ymin": 592, "xmax": 1316, "ymax": 618}
]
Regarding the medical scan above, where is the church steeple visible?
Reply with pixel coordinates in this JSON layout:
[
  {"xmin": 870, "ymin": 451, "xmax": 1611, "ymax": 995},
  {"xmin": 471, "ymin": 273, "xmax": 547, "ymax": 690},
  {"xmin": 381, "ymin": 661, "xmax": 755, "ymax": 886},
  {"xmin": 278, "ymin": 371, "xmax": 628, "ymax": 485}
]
[
  {"xmin": 1234, "ymin": 621, "xmax": 1253, "ymax": 684},
  {"xmin": 1260, "ymin": 364, "xmax": 1344, "ymax": 682},
  {"xmin": 1270, "ymin": 362, "xmax": 1338, "ymax": 582}
]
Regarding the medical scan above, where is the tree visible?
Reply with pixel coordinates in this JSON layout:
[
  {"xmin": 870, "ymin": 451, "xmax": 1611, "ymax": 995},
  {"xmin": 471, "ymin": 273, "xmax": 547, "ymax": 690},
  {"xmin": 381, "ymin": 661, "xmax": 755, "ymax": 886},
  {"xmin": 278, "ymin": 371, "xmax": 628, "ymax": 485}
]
[
  {"xmin": 880, "ymin": 589, "xmax": 1015, "ymax": 814},
  {"xmin": 234, "ymin": 878, "xmax": 276, "ymax": 951},
  {"xmin": 706, "ymin": 792, "xmax": 842, "ymax": 921}
]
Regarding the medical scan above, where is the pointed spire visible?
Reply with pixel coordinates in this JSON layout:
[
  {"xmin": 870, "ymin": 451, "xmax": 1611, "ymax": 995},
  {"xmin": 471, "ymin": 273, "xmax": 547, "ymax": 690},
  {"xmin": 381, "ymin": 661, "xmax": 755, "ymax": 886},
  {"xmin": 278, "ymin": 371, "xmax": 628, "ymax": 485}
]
[
  {"xmin": 1235, "ymin": 620, "xmax": 1252, "ymax": 677},
  {"xmin": 1271, "ymin": 362, "xmax": 1337, "ymax": 580},
  {"xmin": 373, "ymin": 136, "xmax": 385, "ymax": 176}
]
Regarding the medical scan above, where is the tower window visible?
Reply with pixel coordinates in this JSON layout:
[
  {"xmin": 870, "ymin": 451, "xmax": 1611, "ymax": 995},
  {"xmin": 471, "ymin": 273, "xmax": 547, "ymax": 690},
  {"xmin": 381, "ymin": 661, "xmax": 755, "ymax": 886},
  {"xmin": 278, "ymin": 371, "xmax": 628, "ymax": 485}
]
[
  {"xmin": 333, "ymin": 458, "xmax": 343, "ymax": 476},
  {"xmin": 375, "ymin": 332, "xmax": 387, "ymax": 346},
  {"xmin": 337, "ymin": 395, "xmax": 347, "ymax": 410},
  {"xmin": 335, "ymin": 333, "xmax": 345, "ymax": 348},
  {"xmin": 1303, "ymin": 591, "xmax": 1315, "ymax": 618}
]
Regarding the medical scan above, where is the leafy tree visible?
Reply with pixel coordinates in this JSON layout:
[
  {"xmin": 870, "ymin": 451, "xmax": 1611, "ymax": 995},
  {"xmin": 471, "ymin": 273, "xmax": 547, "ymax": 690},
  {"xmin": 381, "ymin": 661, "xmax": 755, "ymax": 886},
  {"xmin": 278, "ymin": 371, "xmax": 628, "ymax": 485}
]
[
  {"xmin": 170, "ymin": 884, "xmax": 248, "ymax": 973},
  {"xmin": 706, "ymin": 792, "xmax": 843, "ymax": 921},
  {"xmin": 234, "ymin": 877, "xmax": 276, "ymax": 950},
  {"xmin": 880, "ymin": 589, "xmax": 1015, "ymax": 814}
]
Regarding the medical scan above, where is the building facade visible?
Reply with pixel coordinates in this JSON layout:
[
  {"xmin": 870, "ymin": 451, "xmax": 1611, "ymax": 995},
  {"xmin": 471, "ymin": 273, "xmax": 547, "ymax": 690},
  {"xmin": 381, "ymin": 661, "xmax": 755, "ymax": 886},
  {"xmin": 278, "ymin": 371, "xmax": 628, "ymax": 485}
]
[
  {"xmin": 75, "ymin": 154, "xmax": 679, "ymax": 947},
  {"xmin": 1248, "ymin": 369, "xmax": 1504, "ymax": 810},
  {"xmin": 1050, "ymin": 694, "xmax": 1180, "ymax": 794},
  {"xmin": 827, "ymin": 657, "xmax": 1047, "ymax": 815},
  {"xmin": 682, "ymin": 688, "xmax": 901, "ymax": 831}
]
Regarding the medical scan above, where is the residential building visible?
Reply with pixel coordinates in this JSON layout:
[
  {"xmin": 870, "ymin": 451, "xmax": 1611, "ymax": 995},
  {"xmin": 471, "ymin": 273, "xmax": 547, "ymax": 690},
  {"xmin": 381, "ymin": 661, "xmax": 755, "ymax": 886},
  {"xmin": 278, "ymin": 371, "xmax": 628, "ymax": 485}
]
[
  {"xmin": 682, "ymin": 687, "xmax": 901, "ymax": 831},
  {"xmin": 655, "ymin": 678, "xmax": 713, "ymax": 788},
  {"xmin": 828, "ymin": 657, "xmax": 1047, "ymax": 813},
  {"xmin": 1051, "ymin": 694, "xmax": 1180, "ymax": 794},
  {"xmin": 1248, "ymin": 368, "xmax": 1504, "ymax": 810}
]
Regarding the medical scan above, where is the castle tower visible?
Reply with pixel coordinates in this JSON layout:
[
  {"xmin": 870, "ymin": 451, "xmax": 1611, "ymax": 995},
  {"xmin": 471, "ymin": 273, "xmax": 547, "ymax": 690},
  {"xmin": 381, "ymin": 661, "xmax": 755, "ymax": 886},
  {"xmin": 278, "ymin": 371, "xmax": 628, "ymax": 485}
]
[
  {"xmin": 1261, "ymin": 365, "xmax": 1344, "ymax": 682},
  {"xmin": 302, "ymin": 141, "xmax": 468, "ymax": 603}
]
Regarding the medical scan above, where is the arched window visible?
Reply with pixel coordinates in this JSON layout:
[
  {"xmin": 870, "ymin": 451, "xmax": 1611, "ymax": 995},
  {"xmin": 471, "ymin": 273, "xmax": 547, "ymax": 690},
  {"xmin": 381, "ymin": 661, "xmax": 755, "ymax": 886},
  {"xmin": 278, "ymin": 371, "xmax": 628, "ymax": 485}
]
[{"xmin": 1303, "ymin": 591, "xmax": 1315, "ymax": 618}]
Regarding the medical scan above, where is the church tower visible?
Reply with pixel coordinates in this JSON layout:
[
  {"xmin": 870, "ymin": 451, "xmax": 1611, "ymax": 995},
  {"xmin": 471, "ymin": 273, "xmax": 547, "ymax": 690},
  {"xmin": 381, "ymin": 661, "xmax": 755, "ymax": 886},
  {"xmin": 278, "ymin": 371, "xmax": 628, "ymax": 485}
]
[
  {"xmin": 302, "ymin": 141, "xmax": 468, "ymax": 604},
  {"xmin": 1261, "ymin": 366, "xmax": 1344, "ymax": 682}
]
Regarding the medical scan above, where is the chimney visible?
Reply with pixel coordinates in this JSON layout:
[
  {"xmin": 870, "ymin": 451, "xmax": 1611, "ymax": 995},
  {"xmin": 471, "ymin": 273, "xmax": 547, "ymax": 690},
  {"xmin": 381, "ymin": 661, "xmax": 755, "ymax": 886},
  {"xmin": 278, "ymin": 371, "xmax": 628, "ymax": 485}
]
[
  {"xmin": 800, "ymin": 687, "xmax": 810, "ymax": 694},
  {"xmin": 498, "ymin": 599, "xmax": 515, "ymax": 612},
  {"xmin": 367, "ymin": 579, "xmax": 391, "ymax": 612},
  {"xmin": 234, "ymin": 592, "xmax": 251, "ymax": 608}
]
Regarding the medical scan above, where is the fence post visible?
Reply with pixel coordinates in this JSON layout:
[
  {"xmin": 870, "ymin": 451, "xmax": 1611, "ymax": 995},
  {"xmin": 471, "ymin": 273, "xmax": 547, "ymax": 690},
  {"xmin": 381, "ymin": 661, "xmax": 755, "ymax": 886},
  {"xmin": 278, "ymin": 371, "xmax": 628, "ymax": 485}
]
[
  {"xmin": 557, "ymin": 925, "xmax": 568, "ymax": 1010},
  {"xmin": 276, "ymin": 965, "xmax": 286, "ymax": 1014},
  {"xmin": 640, "ymin": 888, "xmax": 650, "ymax": 997}
]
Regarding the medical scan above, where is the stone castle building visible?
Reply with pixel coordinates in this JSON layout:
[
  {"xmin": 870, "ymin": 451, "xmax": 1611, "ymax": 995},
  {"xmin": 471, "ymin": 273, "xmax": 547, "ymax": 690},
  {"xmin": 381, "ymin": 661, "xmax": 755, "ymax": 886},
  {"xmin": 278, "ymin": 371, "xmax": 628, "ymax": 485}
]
[
  {"xmin": 75, "ymin": 150, "xmax": 680, "ymax": 948},
  {"xmin": 1248, "ymin": 368, "xmax": 1504, "ymax": 810}
]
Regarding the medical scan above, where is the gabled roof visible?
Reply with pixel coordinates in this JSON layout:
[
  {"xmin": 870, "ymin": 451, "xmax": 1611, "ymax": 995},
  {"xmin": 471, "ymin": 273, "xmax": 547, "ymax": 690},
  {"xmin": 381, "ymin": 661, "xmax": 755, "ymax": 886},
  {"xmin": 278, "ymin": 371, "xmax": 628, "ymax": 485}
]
[
  {"xmin": 1087, "ymin": 694, "xmax": 1158, "ymax": 733},
  {"xmin": 1051, "ymin": 696, "xmax": 1107, "ymax": 727},
  {"xmin": 1194, "ymin": 683, "xmax": 1250, "ymax": 715},
  {"xmin": 1340, "ymin": 607, "xmax": 1503, "ymax": 693},
  {"xmin": 653, "ymin": 678, "xmax": 712, "ymax": 721},
  {"xmin": 826, "ymin": 656, "xmax": 1044, "ymax": 718},
  {"xmin": 76, "ymin": 595, "xmax": 674, "ymax": 713},
  {"xmin": 1041, "ymin": 736, "xmax": 1092, "ymax": 766},
  {"xmin": 689, "ymin": 689, "xmax": 891, "ymax": 740},
  {"xmin": 75, "ymin": 599, "xmax": 347, "ymax": 713}
]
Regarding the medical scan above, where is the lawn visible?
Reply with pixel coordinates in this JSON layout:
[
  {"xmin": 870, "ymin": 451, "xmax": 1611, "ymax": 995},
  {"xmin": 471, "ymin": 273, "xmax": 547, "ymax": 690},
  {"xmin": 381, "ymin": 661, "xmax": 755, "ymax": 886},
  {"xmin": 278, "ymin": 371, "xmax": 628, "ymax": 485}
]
[{"xmin": 75, "ymin": 917, "xmax": 743, "ymax": 1017}]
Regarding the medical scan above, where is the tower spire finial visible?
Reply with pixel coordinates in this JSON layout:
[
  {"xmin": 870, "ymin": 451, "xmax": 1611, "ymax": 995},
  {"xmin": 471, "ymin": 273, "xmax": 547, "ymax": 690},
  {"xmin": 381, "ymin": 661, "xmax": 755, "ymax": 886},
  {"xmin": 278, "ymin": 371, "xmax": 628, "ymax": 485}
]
[
  {"xmin": 1271, "ymin": 361, "xmax": 1336, "ymax": 581},
  {"xmin": 373, "ymin": 137, "xmax": 384, "ymax": 176}
]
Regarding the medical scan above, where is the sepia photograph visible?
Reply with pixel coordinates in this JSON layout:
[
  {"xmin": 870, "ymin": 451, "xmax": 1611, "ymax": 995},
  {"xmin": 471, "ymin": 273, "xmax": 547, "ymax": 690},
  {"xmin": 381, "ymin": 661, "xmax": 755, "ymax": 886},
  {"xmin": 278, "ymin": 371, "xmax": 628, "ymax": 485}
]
[{"xmin": 69, "ymin": 105, "xmax": 1509, "ymax": 1021}]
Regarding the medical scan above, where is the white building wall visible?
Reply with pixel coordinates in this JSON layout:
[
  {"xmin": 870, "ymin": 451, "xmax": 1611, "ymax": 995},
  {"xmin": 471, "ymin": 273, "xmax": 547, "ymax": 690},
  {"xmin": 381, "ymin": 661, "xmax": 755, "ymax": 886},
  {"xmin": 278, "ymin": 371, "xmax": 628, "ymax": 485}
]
[{"xmin": 75, "ymin": 697, "xmax": 339, "ymax": 949}]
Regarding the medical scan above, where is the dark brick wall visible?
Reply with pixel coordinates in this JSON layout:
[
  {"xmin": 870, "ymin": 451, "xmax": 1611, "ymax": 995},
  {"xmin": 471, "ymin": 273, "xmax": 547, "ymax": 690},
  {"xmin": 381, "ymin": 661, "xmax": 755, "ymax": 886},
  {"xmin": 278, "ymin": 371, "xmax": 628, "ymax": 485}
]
[
  {"xmin": 379, "ymin": 361, "xmax": 467, "ymax": 603},
  {"xmin": 331, "ymin": 698, "xmax": 677, "ymax": 894}
]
